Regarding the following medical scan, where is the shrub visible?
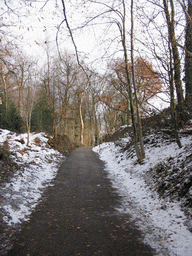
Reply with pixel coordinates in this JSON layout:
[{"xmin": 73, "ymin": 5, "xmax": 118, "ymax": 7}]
[{"xmin": 0, "ymin": 101, "xmax": 23, "ymax": 133}]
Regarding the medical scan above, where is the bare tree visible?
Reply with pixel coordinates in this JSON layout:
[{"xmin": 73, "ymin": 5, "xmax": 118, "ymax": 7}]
[
  {"xmin": 25, "ymin": 79, "xmax": 37, "ymax": 146},
  {"xmin": 44, "ymin": 46, "xmax": 58, "ymax": 139},
  {"xmin": 184, "ymin": 0, "xmax": 192, "ymax": 114},
  {"xmin": 163, "ymin": 0, "xmax": 187, "ymax": 123},
  {"xmin": 53, "ymin": 53, "xmax": 78, "ymax": 135},
  {"xmin": 130, "ymin": 0, "xmax": 145, "ymax": 160},
  {"xmin": 168, "ymin": 33, "xmax": 182, "ymax": 148},
  {"xmin": 135, "ymin": 0, "xmax": 184, "ymax": 147},
  {"xmin": 0, "ymin": 64, "xmax": 8, "ymax": 115},
  {"xmin": 59, "ymin": 0, "xmax": 146, "ymax": 161},
  {"xmin": 61, "ymin": 0, "xmax": 93, "ymax": 145}
]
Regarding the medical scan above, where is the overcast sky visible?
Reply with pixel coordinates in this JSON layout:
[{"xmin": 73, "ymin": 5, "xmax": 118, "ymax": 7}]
[
  {"xmin": 1, "ymin": 0, "xmax": 130, "ymax": 71},
  {"xmin": 1, "ymin": 0, "xmax": 186, "ymax": 109}
]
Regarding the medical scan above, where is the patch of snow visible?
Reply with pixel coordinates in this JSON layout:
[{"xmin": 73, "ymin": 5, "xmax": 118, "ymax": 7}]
[
  {"xmin": 93, "ymin": 135, "xmax": 192, "ymax": 256},
  {"xmin": 0, "ymin": 129, "xmax": 10, "ymax": 145},
  {"xmin": 0, "ymin": 130, "xmax": 64, "ymax": 226}
]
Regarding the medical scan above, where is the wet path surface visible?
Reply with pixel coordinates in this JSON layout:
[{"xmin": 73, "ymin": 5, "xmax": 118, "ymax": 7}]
[{"xmin": 7, "ymin": 147, "xmax": 155, "ymax": 255}]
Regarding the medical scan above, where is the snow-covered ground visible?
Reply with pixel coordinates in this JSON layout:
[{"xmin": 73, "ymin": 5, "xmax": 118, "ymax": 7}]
[
  {"xmin": 93, "ymin": 132, "xmax": 192, "ymax": 256},
  {"xmin": 1, "ymin": 128, "xmax": 192, "ymax": 256},
  {"xmin": 0, "ymin": 129, "xmax": 64, "ymax": 226}
]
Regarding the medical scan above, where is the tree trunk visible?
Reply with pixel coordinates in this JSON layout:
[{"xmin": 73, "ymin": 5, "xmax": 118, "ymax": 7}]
[
  {"xmin": 1, "ymin": 65, "xmax": 8, "ymax": 115},
  {"xmin": 121, "ymin": 0, "xmax": 143, "ymax": 162},
  {"xmin": 168, "ymin": 40, "xmax": 182, "ymax": 148},
  {"xmin": 92, "ymin": 94, "xmax": 99, "ymax": 146},
  {"xmin": 26, "ymin": 114, "xmax": 30, "ymax": 146},
  {"xmin": 26, "ymin": 86, "xmax": 36, "ymax": 147},
  {"xmin": 79, "ymin": 95, "xmax": 84, "ymax": 145},
  {"xmin": 79, "ymin": 82, "xmax": 89, "ymax": 145},
  {"xmin": 45, "ymin": 50, "xmax": 57, "ymax": 140},
  {"xmin": 130, "ymin": 0, "xmax": 145, "ymax": 161},
  {"xmin": 185, "ymin": 0, "xmax": 192, "ymax": 115},
  {"xmin": 18, "ymin": 65, "xmax": 24, "ymax": 117},
  {"xmin": 163, "ymin": 0, "xmax": 186, "ymax": 123}
]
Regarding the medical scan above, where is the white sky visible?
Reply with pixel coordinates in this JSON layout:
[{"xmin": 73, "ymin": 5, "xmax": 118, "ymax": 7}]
[
  {"xmin": 1, "ymin": 0, "xmax": 186, "ymax": 66},
  {"xmin": 0, "ymin": 0, "xmax": 186, "ymax": 109},
  {"xmin": 0, "ymin": 0, "xmax": 131, "ymax": 70}
]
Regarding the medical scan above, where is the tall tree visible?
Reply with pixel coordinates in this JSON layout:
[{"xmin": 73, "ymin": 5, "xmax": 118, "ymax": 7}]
[
  {"xmin": 43, "ymin": 44, "xmax": 58, "ymax": 140},
  {"xmin": 168, "ymin": 33, "xmax": 182, "ymax": 148},
  {"xmin": 61, "ymin": 0, "xmax": 94, "ymax": 145},
  {"xmin": 163, "ymin": 0, "xmax": 186, "ymax": 122},
  {"xmin": 53, "ymin": 53, "xmax": 78, "ymax": 136},
  {"xmin": 110, "ymin": 57, "xmax": 162, "ymax": 114},
  {"xmin": 185, "ymin": 0, "xmax": 192, "ymax": 114},
  {"xmin": 25, "ymin": 80, "xmax": 37, "ymax": 146},
  {"xmin": 59, "ymin": 0, "xmax": 146, "ymax": 161},
  {"xmin": 31, "ymin": 90, "xmax": 53, "ymax": 134}
]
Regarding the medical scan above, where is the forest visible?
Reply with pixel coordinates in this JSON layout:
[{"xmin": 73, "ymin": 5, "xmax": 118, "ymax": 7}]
[{"xmin": 0, "ymin": 0, "xmax": 192, "ymax": 162}]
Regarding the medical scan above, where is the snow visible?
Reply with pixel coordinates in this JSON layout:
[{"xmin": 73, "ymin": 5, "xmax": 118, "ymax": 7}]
[
  {"xmin": 1, "ymin": 128, "xmax": 192, "ymax": 255},
  {"xmin": 93, "ymin": 134, "xmax": 192, "ymax": 256},
  {"xmin": 0, "ymin": 129, "xmax": 64, "ymax": 226}
]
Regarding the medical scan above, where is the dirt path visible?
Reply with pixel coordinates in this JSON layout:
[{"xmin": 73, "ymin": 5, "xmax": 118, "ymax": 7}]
[{"xmin": 6, "ymin": 147, "xmax": 155, "ymax": 256}]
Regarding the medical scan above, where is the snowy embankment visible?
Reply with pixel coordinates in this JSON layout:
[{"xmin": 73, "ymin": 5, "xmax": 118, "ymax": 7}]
[
  {"xmin": 93, "ymin": 132, "xmax": 192, "ymax": 256},
  {"xmin": 0, "ymin": 129, "xmax": 64, "ymax": 226}
]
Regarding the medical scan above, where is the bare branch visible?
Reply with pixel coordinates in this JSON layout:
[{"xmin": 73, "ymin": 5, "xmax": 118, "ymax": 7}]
[
  {"xmin": 177, "ymin": 42, "xmax": 192, "ymax": 56},
  {"xmin": 176, "ymin": 0, "xmax": 192, "ymax": 21},
  {"xmin": 61, "ymin": 0, "xmax": 90, "ymax": 79},
  {"xmin": 40, "ymin": 0, "xmax": 50, "ymax": 10},
  {"xmin": 56, "ymin": 19, "xmax": 65, "ymax": 59}
]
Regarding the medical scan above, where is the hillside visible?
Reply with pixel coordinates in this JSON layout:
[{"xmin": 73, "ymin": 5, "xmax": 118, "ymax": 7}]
[
  {"xmin": 102, "ymin": 123, "xmax": 192, "ymax": 211},
  {"xmin": 93, "ymin": 121, "xmax": 192, "ymax": 255},
  {"xmin": 0, "ymin": 130, "xmax": 65, "ymax": 255}
]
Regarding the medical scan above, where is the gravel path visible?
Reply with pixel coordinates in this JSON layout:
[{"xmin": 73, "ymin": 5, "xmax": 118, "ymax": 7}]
[{"xmin": 6, "ymin": 147, "xmax": 155, "ymax": 255}]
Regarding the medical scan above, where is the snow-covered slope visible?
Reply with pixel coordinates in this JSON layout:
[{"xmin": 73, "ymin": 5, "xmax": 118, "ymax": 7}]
[
  {"xmin": 0, "ymin": 129, "xmax": 64, "ymax": 226},
  {"xmin": 93, "ymin": 129, "xmax": 192, "ymax": 256}
]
